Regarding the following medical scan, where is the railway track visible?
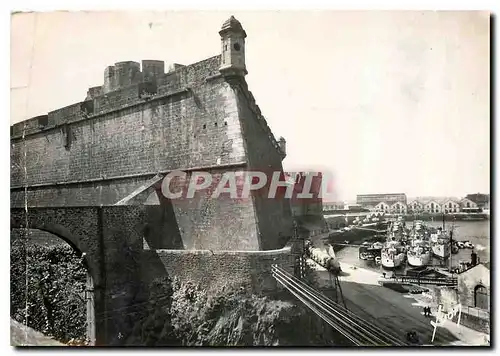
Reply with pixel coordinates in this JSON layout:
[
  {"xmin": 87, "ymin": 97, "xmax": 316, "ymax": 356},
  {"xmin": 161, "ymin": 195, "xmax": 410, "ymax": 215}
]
[{"xmin": 271, "ymin": 265, "xmax": 409, "ymax": 346}]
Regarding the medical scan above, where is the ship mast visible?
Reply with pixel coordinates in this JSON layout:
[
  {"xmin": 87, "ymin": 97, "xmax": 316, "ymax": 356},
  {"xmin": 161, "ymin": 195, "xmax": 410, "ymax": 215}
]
[{"xmin": 449, "ymin": 221, "xmax": 455, "ymax": 274}]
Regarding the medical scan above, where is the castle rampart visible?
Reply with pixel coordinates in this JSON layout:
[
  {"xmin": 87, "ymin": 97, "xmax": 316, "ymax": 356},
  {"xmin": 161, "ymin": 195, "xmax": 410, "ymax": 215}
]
[{"xmin": 11, "ymin": 16, "xmax": 293, "ymax": 253}]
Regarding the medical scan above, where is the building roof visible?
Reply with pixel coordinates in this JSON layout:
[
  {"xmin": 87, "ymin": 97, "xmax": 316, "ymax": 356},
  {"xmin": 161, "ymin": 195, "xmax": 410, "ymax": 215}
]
[
  {"xmin": 408, "ymin": 200, "xmax": 424, "ymax": 205},
  {"xmin": 357, "ymin": 193, "xmax": 406, "ymax": 197},
  {"xmin": 220, "ymin": 15, "xmax": 246, "ymax": 36},
  {"xmin": 460, "ymin": 197, "xmax": 478, "ymax": 204},
  {"xmin": 457, "ymin": 262, "xmax": 490, "ymax": 275},
  {"xmin": 222, "ymin": 15, "xmax": 241, "ymax": 27},
  {"xmin": 466, "ymin": 193, "xmax": 490, "ymax": 205},
  {"xmin": 408, "ymin": 197, "xmax": 460, "ymax": 205}
]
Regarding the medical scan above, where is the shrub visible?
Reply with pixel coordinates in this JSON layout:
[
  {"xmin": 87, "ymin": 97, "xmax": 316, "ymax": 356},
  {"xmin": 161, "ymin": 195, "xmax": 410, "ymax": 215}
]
[
  {"xmin": 10, "ymin": 239, "xmax": 87, "ymax": 344},
  {"xmin": 123, "ymin": 276, "xmax": 178, "ymax": 346},
  {"xmin": 168, "ymin": 279, "xmax": 337, "ymax": 346}
]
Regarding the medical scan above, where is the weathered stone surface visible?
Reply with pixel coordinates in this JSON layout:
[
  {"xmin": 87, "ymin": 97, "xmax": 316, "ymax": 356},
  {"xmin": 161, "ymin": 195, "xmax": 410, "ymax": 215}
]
[
  {"xmin": 141, "ymin": 247, "xmax": 295, "ymax": 295},
  {"xmin": 10, "ymin": 205, "xmax": 156, "ymax": 345},
  {"xmin": 457, "ymin": 263, "xmax": 490, "ymax": 308},
  {"xmin": 10, "ymin": 18, "xmax": 299, "ymax": 345},
  {"xmin": 10, "ymin": 56, "xmax": 291, "ymax": 251}
]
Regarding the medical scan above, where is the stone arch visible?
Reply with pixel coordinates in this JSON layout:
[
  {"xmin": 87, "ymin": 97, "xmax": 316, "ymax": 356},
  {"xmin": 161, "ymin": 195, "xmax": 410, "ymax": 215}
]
[
  {"xmin": 474, "ymin": 284, "xmax": 489, "ymax": 310},
  {"xmin": 10, "ymin": 219, "xmax": 99, "ymax": 284},
  {"xmin": 10, "ymin": 222, "xmax": 99, "ymax": 345}
]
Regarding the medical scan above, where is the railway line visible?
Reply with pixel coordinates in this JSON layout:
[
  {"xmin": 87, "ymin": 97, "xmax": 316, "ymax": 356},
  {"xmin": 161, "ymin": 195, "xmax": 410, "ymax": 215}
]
[{"xmin": 271, "ymin": 265, "xmax": 409, "ymax": 346}]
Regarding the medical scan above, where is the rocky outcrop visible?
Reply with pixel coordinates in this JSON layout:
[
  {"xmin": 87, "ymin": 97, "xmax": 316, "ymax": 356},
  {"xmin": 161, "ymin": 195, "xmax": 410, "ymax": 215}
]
[
  {"xmin": 125, "ymin": 277, "xmax": 340, "ymax": 346},
  {"xmin": 11, "ymin": 319, "xmax": 65, "ymax": 346}
]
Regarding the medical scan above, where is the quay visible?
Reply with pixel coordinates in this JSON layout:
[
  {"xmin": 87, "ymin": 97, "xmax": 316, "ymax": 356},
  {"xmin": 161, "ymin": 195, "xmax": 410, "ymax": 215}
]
[
  {"xmin": 307, "ymin": 245, "xmax": 489, "ymax": 346},
  {"xmin": 390, "ymin": 274, "xmax": 458, "ymax": 287},
  {"xmin": 323, "ymin": 212, "xmax": 488, "ymax": 224}
]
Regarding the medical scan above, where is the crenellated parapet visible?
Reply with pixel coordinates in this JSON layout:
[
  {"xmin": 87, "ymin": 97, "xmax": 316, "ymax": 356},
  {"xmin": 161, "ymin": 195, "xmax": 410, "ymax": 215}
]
[
  {"xmin": 10, "ymin": 14, "xmax": 283, "ymax": 159},
  {"xmin": 141, "ymin": 60, "xmax": 165, "ymax": 82},
  {"xmin": 85, "ymin": 86, "xmax": 103, "ymax": 100},
  {"xmin": 10, "ymin": 15, "xmax": 294, "ymax": 255},
  {"xmin": 10, "ymin": 56, "xmax": 221, "ymax": 139},
  {"xmin": 103, "ymin": 61, "xmax": 142, "ymax": 93}
]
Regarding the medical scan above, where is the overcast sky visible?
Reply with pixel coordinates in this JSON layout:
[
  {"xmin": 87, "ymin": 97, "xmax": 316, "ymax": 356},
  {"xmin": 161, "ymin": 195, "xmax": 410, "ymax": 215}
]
[{"xmin": 10, "ymin": 11, "xmax": 490, "ymax": 201}]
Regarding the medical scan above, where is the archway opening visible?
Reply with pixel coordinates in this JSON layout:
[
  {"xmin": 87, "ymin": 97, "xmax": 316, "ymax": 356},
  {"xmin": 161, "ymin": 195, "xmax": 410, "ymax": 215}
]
[{"xmin": 10, "ymin": 228, "xmax": 95, "ymax": 345}]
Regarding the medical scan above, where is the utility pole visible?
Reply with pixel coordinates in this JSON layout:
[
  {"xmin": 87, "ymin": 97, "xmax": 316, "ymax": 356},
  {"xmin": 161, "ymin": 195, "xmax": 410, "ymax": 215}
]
[
  {"xmin": 293, "ymin": 220, "xmax": 305, "ymax": 279},
  {"xmin": 449, "ymin": 228, "xmax": 453, "ymax": 273},
  {"xmin": 449, "ymin": 218, "xmax": 455, "ymax": 274}
]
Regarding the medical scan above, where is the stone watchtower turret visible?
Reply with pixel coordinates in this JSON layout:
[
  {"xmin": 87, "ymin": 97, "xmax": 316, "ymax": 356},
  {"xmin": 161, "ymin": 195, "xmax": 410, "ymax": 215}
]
[{"xmin": 219, "ymin": 16, "xmax": 248, "ymax": 77}]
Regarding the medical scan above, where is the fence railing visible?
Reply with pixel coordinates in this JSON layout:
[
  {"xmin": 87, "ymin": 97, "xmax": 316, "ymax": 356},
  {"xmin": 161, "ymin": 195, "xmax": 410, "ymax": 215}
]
[{"xmin": 462, "ymin": 305, "xmax": 489, "ymax": 320}]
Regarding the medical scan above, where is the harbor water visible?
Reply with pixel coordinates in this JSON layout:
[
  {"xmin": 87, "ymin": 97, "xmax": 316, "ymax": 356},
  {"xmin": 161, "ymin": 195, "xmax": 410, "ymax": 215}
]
[
  {"xmin": 336, "ymin": 220, "xmax": 490, "ymax": 273},
  {"xmin": 425, "ymin": 220, "xmax": 490, "ymax": 265}
]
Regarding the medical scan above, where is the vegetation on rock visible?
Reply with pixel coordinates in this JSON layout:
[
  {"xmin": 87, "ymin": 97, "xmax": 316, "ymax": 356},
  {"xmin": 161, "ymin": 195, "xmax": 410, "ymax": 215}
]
[
  {"xmin": 125, "ymin": 277, "xmax": 337, "ymax": 346},
  {"xmin": 124, "ymin": 275, "xmax": 179, "ymax": 346},
  {"xmin": 10, "ymin": 239, "xmax": 88, "ymax": 344},
  {"xmin": 11, "ymin": 234, "xmax": 338, "ymax": 346}
]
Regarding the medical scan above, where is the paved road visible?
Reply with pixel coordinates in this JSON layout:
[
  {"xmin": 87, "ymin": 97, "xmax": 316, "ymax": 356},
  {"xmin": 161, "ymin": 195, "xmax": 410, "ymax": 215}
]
[
  {"xmin": 339, "ymin": 279, "xmax": 458, "ymax": 345},
  {"xmin": 313, "ymin": 262, "xmax": 459, "ymax": 345}
]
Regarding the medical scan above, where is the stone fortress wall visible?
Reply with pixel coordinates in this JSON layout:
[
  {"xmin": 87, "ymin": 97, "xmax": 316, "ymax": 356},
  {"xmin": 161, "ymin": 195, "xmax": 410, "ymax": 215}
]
[{"xmin": 11, "ymin": 16, "xmax": 301, "ymax": 295}]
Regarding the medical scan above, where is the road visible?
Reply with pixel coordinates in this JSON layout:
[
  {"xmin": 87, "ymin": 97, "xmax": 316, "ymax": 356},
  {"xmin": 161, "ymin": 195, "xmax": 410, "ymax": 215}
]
[
  {"xmin": 312, "ymin": 260, "xmax": 460, "ymax": 345},
  {"xmin": 313, "ymin": 257, "xmax": 489, "ymax": 346}
]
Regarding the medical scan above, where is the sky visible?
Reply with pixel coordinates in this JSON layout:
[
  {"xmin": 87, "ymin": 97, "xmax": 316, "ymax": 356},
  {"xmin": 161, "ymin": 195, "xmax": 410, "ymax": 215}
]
[{"xmin": 10, "ymin": 11, "xmax": 490, "ymax": 201}]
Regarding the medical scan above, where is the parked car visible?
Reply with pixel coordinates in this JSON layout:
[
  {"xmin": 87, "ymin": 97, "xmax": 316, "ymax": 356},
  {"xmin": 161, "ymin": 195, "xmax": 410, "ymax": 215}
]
[{"xmin": 463, "ymin": 241, "xmax": 474, "ymax": 249}]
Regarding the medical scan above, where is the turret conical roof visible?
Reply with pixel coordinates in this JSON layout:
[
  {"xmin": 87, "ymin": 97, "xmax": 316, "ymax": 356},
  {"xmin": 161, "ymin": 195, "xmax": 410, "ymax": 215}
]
[{"xmin": 219, "ymin": 15, "xmax": 246, "ymax": 36}]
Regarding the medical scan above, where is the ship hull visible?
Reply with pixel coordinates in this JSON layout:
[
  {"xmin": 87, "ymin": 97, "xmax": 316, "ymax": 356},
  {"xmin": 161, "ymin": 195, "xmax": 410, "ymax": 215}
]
[
  {"xmin": 407, "ymin": 252, "xmax": 432, "ymax": 267},
  {"xmin": 359, "ymin": 247, "xmax": 382, "ymax": 261},
  {"xmin": 328, "ymin": 222, "xmax": 389, "ymax": 243},
  {"xmin": 381, "ymin": 253, "xmax": 406, "ymax": 269}
]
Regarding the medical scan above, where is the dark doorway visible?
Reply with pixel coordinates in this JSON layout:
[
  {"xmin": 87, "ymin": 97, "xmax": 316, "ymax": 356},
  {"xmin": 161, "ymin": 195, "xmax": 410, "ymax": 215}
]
[{"xmin": 474, "ymin": 284, "xmax": 489, "ymax": 310}]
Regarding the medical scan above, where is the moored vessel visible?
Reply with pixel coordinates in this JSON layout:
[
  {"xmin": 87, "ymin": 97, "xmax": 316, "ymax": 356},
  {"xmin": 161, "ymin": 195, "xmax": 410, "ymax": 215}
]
[
  {"xmin": 407, "ymin": 220, "xmax": 432, "ymax": 267},
  {"xmin": 430, "ymin": 228, "xmax": 451, "ymax": 259},
  {"xmin": 381, "ymin": 239, "xmax": 406, "ymax": 269},
  {"xmin": 407, "ymin": 241, "xmax": 432, "ymax": 267},
  {"xmin": 327, "ymin": 213, "xmax": 390, "ymax": 244},
  {"xmin": 358, "ymin": 241, "xmax": 384, "ymax": 260}
]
